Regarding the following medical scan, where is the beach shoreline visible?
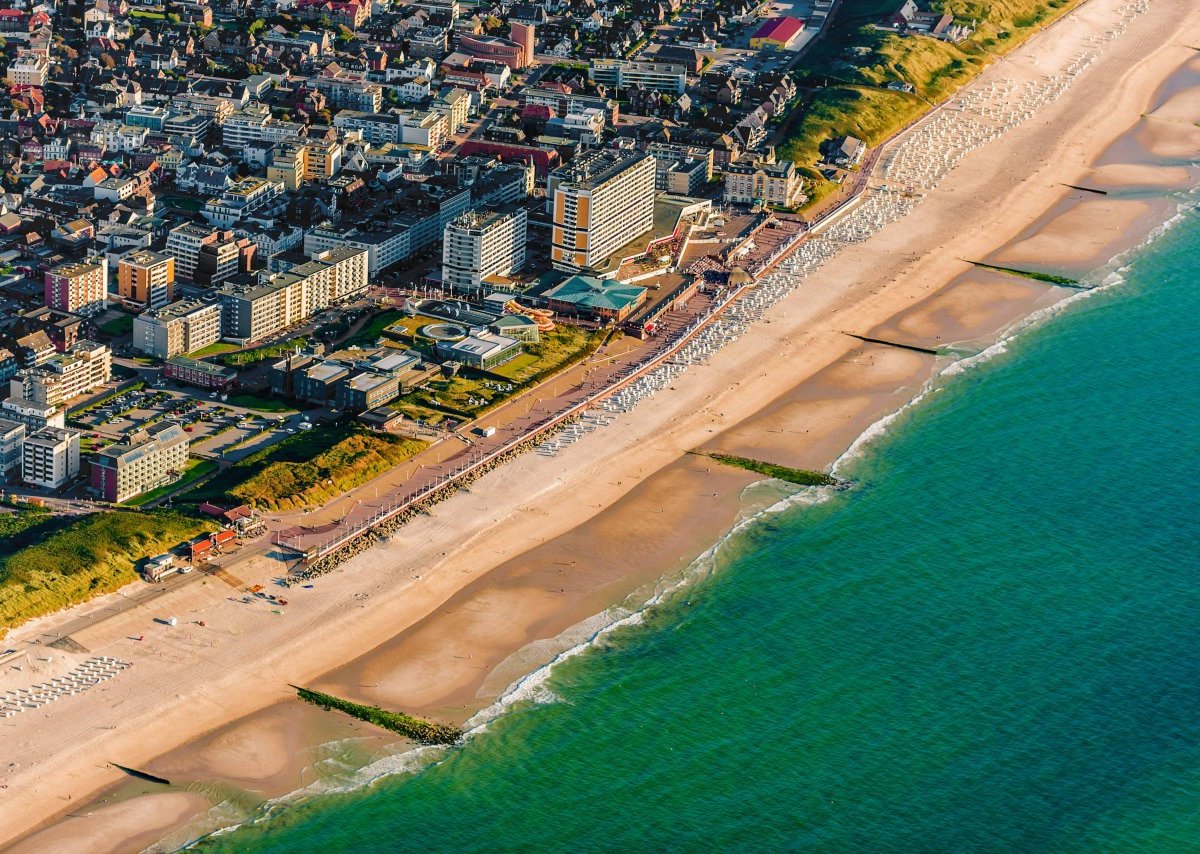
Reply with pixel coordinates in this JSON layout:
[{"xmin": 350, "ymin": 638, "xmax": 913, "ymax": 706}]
[{"xmin": 4, "ymin": 0, "xmax": 1199, "ymax": 847}]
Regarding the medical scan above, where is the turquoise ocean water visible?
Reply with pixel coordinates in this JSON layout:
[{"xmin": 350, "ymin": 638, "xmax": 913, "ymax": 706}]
[{"xmin": 199, "ymin": 210, "xmax": 1200, "ymax": 852}]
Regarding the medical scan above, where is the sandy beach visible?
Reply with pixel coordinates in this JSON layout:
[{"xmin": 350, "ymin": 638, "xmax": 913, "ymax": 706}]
[{"xmin": 3, "ymin": 0, "xmax": 1200, "ymax": 847}]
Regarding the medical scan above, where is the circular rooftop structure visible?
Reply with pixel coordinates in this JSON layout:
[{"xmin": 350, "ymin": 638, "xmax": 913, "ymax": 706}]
[{"xmin": 421, "ymin": 323, "xmax": 470, "ymax": 342}]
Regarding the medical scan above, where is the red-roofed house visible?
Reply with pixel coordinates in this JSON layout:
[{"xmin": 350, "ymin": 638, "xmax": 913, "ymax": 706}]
[
  {"xmin": 749, "ymin": 16, "xmax": 805, "ymax": 51},
  {"xmin": 0, "ymin": 9, "xmax": 29, "ymax": 32}
]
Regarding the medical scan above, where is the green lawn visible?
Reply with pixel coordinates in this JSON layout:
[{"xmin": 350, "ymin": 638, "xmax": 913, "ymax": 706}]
[
  {"xmin": 0, "ymin": 510, "xmax": 214, "ymax": 635},
  {"xmin": 220, "ymin": 338, "xmax": 308, "ymax": 367},
  {"xmin": 226, "ymin": 394, "xmax": 297, "ymax": 413},
  {"xmin": 99, "ymin": 315, "xmax": 135, "ymax": 337},
  {"xmin": 123, "ymin": 459, "xmax": 218, "ymax": 507},
  {"xmin": 491, "ymin": 326, "xmax": 604, "ymax": 383},
  {"xmin": 490, "ymin": 352, "xmax": 540, "ymax": 379},
  {"xmin": 161, "ymin": 196, "xmax": 204, "ymax": 212},
  {"xmin": 347, "ymin": 310, "xmax": 407, "ymax": 347},
  {"xmin": 188, "ymin": 341, "xmax": 240, "ymax": 357}
]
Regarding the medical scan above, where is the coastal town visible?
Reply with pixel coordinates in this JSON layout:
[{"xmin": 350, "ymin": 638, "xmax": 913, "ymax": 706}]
[
  {"xmin": 0, "ymin": 0, "xmax": 920, "ymax": 606},
  {"xmin": 0, "ymin": 0, "xmax": 1186, "ymax": 844}
]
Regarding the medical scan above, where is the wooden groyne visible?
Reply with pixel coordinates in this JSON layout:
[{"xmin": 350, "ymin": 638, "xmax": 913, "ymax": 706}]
[
  {"xmin": 689, "ymin": 450, "xmax": 840, "ymax": 487},
  {"xmin": 292, "ymin": 685, "xmax": 462, "ymax": 745},
  {"xmin": 110, "ymin": 763, "xmax": 170, "ymax": 785},
  {"xmin": 964, "ymin": 260, "xmax": 1088, "ymax": 288},
  {"xmin": 1061, "ymin": 183, "xmax": 1108, "ymax": 195},
  {"xmin": 843, "ymin": 333, "xmax": 941, "ymax": 356}
]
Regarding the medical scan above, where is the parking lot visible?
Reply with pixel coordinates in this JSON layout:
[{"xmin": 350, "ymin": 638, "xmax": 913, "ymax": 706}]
[{"xmin": 74, "ymin": 386, "xmax": 314, "ymax": 462}]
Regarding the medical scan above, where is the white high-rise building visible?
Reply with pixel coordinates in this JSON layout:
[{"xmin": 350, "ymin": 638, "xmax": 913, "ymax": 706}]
[{"xmin": 442, "ymin": 207, "xmax": 528, "ymax": 295}]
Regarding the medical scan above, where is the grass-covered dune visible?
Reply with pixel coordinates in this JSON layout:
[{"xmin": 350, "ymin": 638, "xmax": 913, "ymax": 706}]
[
  {"xmin": 0, "ymin": 508, "xmax": 213, "ymax": 635},
  {"xmin": 189, "ymin": 427, "xmax": 428, "ymax": 512}
]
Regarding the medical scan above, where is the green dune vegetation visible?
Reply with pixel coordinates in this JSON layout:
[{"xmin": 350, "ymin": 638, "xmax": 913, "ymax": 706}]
[
  {"xmin": 0, "ymin": 509, "xmax": 213, "ymax": 635},
  {"xmin": 781, "ymin": 0, "xmax": 1085, "ymax": 208},
  {"xmin": 294, "ymin": 686, "xmax": 463, "ymax": 745},
  {"xmin": 222, "ymin": 428, "xmax": 429, "ymax": 512}
]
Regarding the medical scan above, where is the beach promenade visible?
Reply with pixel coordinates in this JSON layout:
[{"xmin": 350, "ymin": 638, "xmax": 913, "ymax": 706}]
[{"xmin": 3, "ymin": 0, "xmax": 1200, "ymax": 847}]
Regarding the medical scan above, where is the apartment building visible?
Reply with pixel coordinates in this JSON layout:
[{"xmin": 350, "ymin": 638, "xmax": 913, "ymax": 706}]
[
  {"xmin": 217, "ymin": 247, "xmax": 368, "ymax": 342},
  {"xmin": 117, "ymin": 251, "xmax": 175, "ymax": 309},
  {"xmin": 304, "ymin": 185, "xmax": 470, "ymax": 276},
  {"xmin": 0, "ymin": 418, "xmax": 25, "ymax": 476},
  {"xmin": 166, "ymin": 224, "xmax": 256, "ymax": 286},
  {"xmin": 442, "ymin": 207, "xmax": 528, "ymax": 294},
  {"xmin": 22, "ymin": 427, "xmax": 79, "ymax": 490},
  {"xmin": 314, "ymin": 77, "xmax": 384, "ymax": 113},
  {"xmin": 589, "ymin": 59, "xmax": 688, "ymax": 93},
  {"xmin": 90, "ymin": 422, "xmax": 189, "ymax": 503},
  {"xmin": 9, "ymin": 341, "xmax": 112, "ymax": 407},
  {"xmin": 332, "ymin": 109, "xmax": 448, "ymax": 148},
  {"xmin": 222, "ymin": 104, "xmax": 306, "ymax": 147},
  {"xmin": 0, "ymin": 397, "xmax": 63, "ymax": 432},
  {"xmin": 548, "ymin": 149, "xmax": 656, "ymax": 273},
  {"xmin": 165, "ymin": 223, "xmax": 215, "ymax": 281},
  {"xmin": 44, "ymin": 259, "xmax": 108, "ymax": 317},
  {"xmin": 648, "ymin": 143, "xmax": 714, "ymax": 194},
  {"xmin": 7, "ymin": 53, "xmax": 48, "ymax": 86},
  {"xmin": 723, "ymin": 158, "xmax": 805, "ymax": 208},
  {"xmin": 132, "ymin": 298, "xmax": 222, "ymax": 359},
  {"xmin": 433, "ymin": 88, "xmax": 471, "ymax": 133},
  {"xmin": 267, "ymin": 140, "xmax": 344, "ymax": 190},
  {"xmin": 202, "ymin": 177, "xmax": 287, "ymax": 227}
]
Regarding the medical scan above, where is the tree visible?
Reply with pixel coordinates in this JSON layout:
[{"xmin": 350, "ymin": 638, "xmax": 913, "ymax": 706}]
[
  {"xmin": 248, "ymin": 18, "xmax": 266, "ymax": 36},
  {"xmin": 166, "ymin": 12, "xmax": 181, "ymax": 24},
  {"xmin": 99, "ymin": 52, "xmax": 116, "ymax": 69},
  {"xmin": 317, "ymin": 13, "xmax": 333, "ymax": 29},
  {"xmin": 336, "ymin": 24, "xmax": 354, "ymax": 43}
]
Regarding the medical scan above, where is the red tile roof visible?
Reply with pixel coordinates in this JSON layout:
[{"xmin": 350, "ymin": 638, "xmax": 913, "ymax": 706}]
[{"xmin": 751, "ymin": 16, "xmax": 804, "ymax": 44}]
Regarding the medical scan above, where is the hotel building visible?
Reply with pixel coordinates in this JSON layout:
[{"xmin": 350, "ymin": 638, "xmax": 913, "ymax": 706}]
[
  {"xmin": 442, "ymin": 207, "xmax": 528, "ymax": 294},
  {"xmin": 91, "ymin": 422, "xmax": 190, "ymax": 503},
  {"xmin": 548, "ymin": 149, "xmax": 656, "ymax": 273}
]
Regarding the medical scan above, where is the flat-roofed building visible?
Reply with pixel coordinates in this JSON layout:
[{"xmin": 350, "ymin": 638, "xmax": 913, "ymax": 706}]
[
  {"xmin": 7, "ymin": 53, "xmax": 48, "ymax": 87},
  {"xmin": 0, "ymin": 417, "xmax": 24, "ymax": 475},
  {"xmin": 117, "ymin": 251, "xmax": 175, "ymax": 309},
  {"xmin": 589, "ymin": 59, "xmax": 687, "ymax": 93},
  {"xmin": 217, "ymin": 246, "xmax": 367, "ymax": 342},
  {"xmin": 648, "ymin": 142, "xmax": 714, "ymax": 194},
  {"xmin": 9, "ymin": 341, "xmax": 112, "ymax": 407},
  {"xmin": 91, "ymin": 422, "xmax": 190, "ymax": 503},
  {"xmin": 44, "ymin": 259, "xmax": 108, "ymax": 317},
  {"xmin": 132, "ymin": 298, "xmax": 222, "ymax": 359},
  {"xmin": 436, "ymin": 330, "xmax": 522, "ymax": 370},
  {"xmin": 21, "ymin": 426, "xmax": 79, "ymax": 490},
  {"xmin": 442, "ymin": 207, "xmax": 528, "ymax": 295},
  {"xmin": 548, "ymin": 149, "xmax": 656, "ymax": 273},
  {"xmin": 163, "ymin": 356, "xmax": 237, "ymax": 390},
  {"xmin": 202, "ymin": 177, "xmax": 287, "ymax": 228}
]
